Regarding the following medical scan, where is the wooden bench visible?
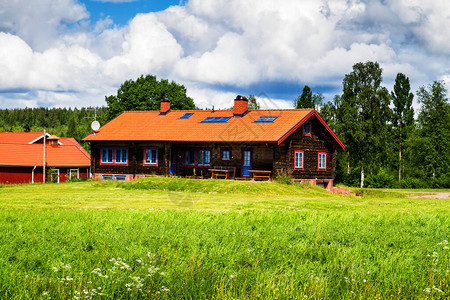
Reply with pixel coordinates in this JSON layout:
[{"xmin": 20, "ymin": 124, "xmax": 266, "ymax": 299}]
[
  {"xmin": 209, "ymin": 166, "xmax": 236, "ymax": 179},
  {"xmin": 249, "ymin": 170, "xmax": 272, "ymax": 181}
]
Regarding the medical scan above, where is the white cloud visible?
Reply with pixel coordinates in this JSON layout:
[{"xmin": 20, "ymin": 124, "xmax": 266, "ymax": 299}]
[
  {"xmin": 103, "ymin": 13, "xmax": 183, "ymax": 82},
  {"xmin": 0, "ymin": 0, "xmax": 448, "ymax": 110},
  {"xmin": 0, "ymin": 0, "xmax": 89, "ymax": 51}
]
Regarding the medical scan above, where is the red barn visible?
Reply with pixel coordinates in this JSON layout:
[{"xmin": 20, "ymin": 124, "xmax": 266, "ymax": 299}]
[{"xmin": 0, "ymin": 132, "xmax": 91, "ymax": 184}]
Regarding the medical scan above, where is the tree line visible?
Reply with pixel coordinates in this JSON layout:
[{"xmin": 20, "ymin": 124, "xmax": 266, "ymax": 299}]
[{"xmin": 296, "ymin": 61, "xmax": 449, "ymax": 188}]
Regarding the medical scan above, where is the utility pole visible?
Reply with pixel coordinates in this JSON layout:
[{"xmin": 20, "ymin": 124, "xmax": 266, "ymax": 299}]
[{"xmin": 43, "ymin": 130, "xmax": 46, "ymax": 183}]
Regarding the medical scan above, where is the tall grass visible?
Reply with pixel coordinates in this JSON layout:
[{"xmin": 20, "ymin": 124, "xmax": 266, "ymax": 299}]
[{"xmin": 0, "ymin": 179, "xmax": 448, "ymax": 298}]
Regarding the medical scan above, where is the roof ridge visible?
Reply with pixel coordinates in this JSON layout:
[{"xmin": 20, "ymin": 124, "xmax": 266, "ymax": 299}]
[{"xmin": 122, "ymin": 108, "xmax": 312, "ymax": 113}]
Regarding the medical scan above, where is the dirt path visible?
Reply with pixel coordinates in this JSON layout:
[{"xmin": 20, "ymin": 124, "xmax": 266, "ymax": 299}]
[{"xmin": 408, "ymin": 192, "xmax": 450, "ymax": 199}]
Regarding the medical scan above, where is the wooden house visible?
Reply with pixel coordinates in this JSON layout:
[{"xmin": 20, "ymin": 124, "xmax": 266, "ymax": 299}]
[
  {"xmin": 82, "ymin": 96, "xmax": 344, "ymax": 189},
  {"xmin": 0, "ymin": 132, "xmax": 91, "ymax": 184}
]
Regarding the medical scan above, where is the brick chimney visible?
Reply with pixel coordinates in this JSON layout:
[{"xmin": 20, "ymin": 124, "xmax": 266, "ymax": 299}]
[
  {"xmin": 160, "ymin": 98, "xmax": 170, "ymax": 114},
  {"xmin": 233, "ymin": 95, "xmax": 248, "ymax": 116}
]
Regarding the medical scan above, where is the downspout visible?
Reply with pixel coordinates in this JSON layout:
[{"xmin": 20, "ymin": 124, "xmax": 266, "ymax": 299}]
[{"xmin": 32, "ymin": 165, "xmax": 36, "ymax": 184}]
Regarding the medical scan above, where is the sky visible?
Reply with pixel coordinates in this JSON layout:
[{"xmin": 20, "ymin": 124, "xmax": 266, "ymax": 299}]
[{"xmin": 0, "ymin": 0, "xmax": 449, "ymax": 111}]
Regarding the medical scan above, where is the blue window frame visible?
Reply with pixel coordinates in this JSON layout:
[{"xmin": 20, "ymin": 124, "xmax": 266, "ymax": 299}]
[
  {"xmin": 198, "ymin": 150, "xmax": 211, "ymax": 166},
  {"xmin": 144, "ymin": 148, "xmax": 158, "ymax": 165},
  {"xmin": 183, "ymin": 149, "xmax": 196, "ymax": 166},
  {"xmin": 102, "ymin": 175, "xmax": 113, "ymax": 181},
  {"xmin": 180, "ymin": 113, "xmax": 193, "ymax": 119},
  {"xmin": 221, "ymin": 149, "xmax": 231, "ymax": 161},
  {"xmin": 255, "ymin": 116, "xmax": 278, "ymax": 122},
  {"xmin": 101, "ymin": 148, "xmax": 113, "ymax": 164},
  {"xmin": 202, "ymin": 117, "xmax": 231, "ymax": 123},
  {"xmin": 115, "ymin": 176, "xmax": 126, "ymax": 182},
  {"xmin": 303, "ymin": 122, "xmax": 311, "ymax": 136},
  {"xmin": 115, "ymin": 148, "xmax": 128, "ymax": 164}
]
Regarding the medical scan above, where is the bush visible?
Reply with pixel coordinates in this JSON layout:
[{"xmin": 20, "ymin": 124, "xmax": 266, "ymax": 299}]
[
  {"xmin": 275, "ymin": 175, "xmax": 294, "ymax": 185},
  {"xmin": 396, "ymin": 177, "xmax": 430, "ymax": 189},
  {"xmin": 365, "ymin": 169, "xmax": 395, "ymax": 188},
  {"xmin": 336, "ymin": 167, "xmax": 361, "ymax": 187},
  {"xmin": 433, "ymin": 175, "xmax": 450, "ymax": 188}
]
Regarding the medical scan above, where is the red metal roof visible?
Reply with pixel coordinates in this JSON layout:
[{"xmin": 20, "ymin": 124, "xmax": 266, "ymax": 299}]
[
  {"xmin": 82, "ymin": 109, "xmax": 345, "ymax": 149},
  {"xmin": 0, "ymin": 132, "xmax": 91, "ymax": 167}
]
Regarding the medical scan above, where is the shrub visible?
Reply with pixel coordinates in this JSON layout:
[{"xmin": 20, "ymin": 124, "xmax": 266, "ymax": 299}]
[
  {"xmin": 365, "ymin": 169, "xmax": 395, "ymax": 188},
  {"xmin": 396, "ymin": 177, "xmax": 430, "ymax": 189},
  {"xmin": 275, "ymin": 175, "xmax": 294, "ymax": 185},
  {"xmin": 433, "ymin": 175, "xmax": 450, "ymax": 188}
]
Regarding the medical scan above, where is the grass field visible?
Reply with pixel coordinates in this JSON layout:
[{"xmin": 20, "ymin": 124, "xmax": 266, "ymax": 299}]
[{"xmin": 0, "ymin": 178, "xmax": 448, "ymax": 299}]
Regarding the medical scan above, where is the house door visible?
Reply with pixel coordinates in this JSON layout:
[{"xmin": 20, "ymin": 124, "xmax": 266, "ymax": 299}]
[
  {"xmin": 170, "ymin": 147, "xmax": 177, "ymax": 175},
  {"xmin": 242, "ymin": 150, "xmax": 252, "ymax": 177}
]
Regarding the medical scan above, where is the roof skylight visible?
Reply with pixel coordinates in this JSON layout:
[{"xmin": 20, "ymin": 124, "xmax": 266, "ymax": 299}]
[
  {"xmin": 255, "ymin": 116, "xmax": 278, "ymax": 122},
  {"xmin": 202, "ymin": 116, "xmax": 231, "ymax": 123},
  {"xmin": 180, "ymin": 113, "xmax": 193, "ymax": 119}
]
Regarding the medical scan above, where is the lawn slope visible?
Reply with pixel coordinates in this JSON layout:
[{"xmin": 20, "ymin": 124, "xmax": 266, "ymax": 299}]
[{"xmin": 0, "ymin": 178, "xmax": 448, "ymax": 299}]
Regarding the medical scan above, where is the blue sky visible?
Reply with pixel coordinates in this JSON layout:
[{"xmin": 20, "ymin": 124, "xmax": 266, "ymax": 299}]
[
  {"xmin": 0, "ymin": 0, "xmax": 449, "ymax": 110},
  {"xmin": 80, "ymin": 0, "xmax": 182, "ymax": 26}
]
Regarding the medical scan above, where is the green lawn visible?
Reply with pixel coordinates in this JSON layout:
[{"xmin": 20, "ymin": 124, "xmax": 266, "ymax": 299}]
[{"xmin": 0, "ymin": 178, "xmax": 448, "ymax": 299}]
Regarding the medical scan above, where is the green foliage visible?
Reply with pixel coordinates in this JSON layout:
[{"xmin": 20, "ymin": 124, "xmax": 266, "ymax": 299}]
[
  {"xmin": 247, "ymin": 94, "xmax": 260, "ymax": 109},
  {"xmin": 105, "ymin": 74, "xmax": 196, "ymax": 121},
  {"xmin": 365, "ymin": 168, "xmax": 396, "ymax": 188},
  {"xmin": 47, "ymin": 168, "xmax": 59, "ymax": 183},
  {"xmin": 66, "ymin": 116, "xmax": 78, "ymax": 140},
  {"xmin": 275, "ymin": 175, "xmax": 294, "ymax": 185},
  {"xmin": 414, "ymin": 81, "xmax": 450, "ymax": 181},
  {"xmin": 391, "ymin": 73, "xmax": 415, "ymax": 181},
  {"xmin": 396, "ymin": 177, "xmax": 431, "ymax": 189},
  {"xmin": 295, "ymin": 85, "xmax": 324, "ymax": 109},
  {"xmin": 335, "ymin": 61, "xmax": 391, "ymax": 187}
]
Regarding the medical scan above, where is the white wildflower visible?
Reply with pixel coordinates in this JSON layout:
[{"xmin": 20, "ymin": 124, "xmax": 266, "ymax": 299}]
[{"xmin": 432, "ymin": 286, "xmax": 443, "ymax": 293}]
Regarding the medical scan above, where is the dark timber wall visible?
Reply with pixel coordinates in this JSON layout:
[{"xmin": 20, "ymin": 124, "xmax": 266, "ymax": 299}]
[
  {"xmin": 274, "ymin": 115, "xmax": 338, "ymax": 180},
  {"xmin": 90, "ymin": 116, "xmax": 339, "ymax": 181}
]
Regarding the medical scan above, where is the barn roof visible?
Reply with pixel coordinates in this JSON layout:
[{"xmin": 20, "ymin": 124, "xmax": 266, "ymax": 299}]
[
  {"xmin": 0, "ymin": 132, "xmax": 91, "ymax": 167},
  {"xmin": 83, "ymin": 108, "xmax": 345, "ymax": 149}
]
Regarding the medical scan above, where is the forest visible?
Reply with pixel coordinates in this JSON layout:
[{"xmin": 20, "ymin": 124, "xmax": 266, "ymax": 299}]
[{"xmin": 0, "ymin": 65, "xmax": 448, "ymax": 188}]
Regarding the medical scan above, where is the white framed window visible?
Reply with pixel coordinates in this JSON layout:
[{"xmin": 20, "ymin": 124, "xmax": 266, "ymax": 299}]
[
  {"xmin": 294, "ymin": 150, "xmax": 304, "ymax": 170},
  {"xmin": 144, "ymin": 148, "xmax": 158, "ymax": 165},
  {"xmin": 69, "ymin": 169, "xmax": 79, "ymax": 179},
  {"xmin": 101, "ymin": 148, "xmax": 113, "ymax": 164},
  {"xmin": 115, "ymin": 148, "xmax": 128, "ymax": 164},
  {"xmin": 318, "ymin": 152, "xmax": 327, "ymax": 170}
]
